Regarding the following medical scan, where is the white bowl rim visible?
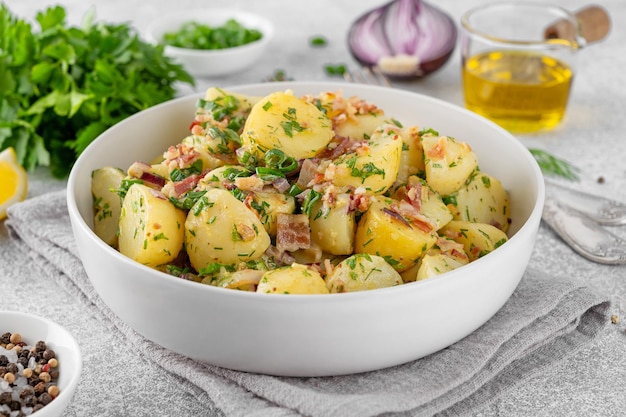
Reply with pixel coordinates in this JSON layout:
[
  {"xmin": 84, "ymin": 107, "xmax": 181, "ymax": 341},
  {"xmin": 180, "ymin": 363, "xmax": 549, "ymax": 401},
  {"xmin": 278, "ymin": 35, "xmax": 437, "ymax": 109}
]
[{"xmin": 67, "ymin": 81, "xmax": 545, "ymax": 304}]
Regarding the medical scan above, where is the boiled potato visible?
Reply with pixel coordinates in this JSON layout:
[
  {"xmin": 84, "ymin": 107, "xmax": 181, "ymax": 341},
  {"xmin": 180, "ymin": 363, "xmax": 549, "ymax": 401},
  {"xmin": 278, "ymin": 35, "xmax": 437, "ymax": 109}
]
[
  {"xmin": 392, "ymin": 176, "xmax": 453, "ymax": 231},
  {"xmin": 396, "ymin": 126, "xmax": 425, "ymax": 185},
  {"xmin": 180, "ymin": 134, "xmax": 231, "ymax": 171},
  {"xmin": 202, "ymin": 87, "xmax": 260, "ymax": 123},
  {"xmin": 91, "ymin": 166, "xmax": 125, "ymax": 246},
  {"xmin": 334, "ymin": 113, "xmax": 389, "ymax": 140},
  {"xmin": 354, "ymin": 198, "xmax": 438, "ymax": 271},
  {"xmin": 422, "ymin": 135, "xmax": 478, "ymax": 196},
  {"xmin": 185, "ymin": 188, "xmax": 271, "ymax": 271},
  {"xmin": 204, "ymin": 268, "xmax": 264, "ymax": 292},
  {"xmin": 257, "ymin": 263, "xmax": 329, "ymax": 294},
  {"xmin": 196, "ymin": 165, "xmax": 250, "ymax": 190},
  {"xmin": 249, "ymin": 191, "xmax": 296, "ymax": 237},
  {"xmin": 329, "ymin": 124, "xmax": 403, "ymax": 195},
  {"xmin": 401, "ymin": 237, "xmax": 469, "ymax": 282},
  {"xmin": 241, "ymin": 90, "xmax": 334, "ymax": 160},
  {"xmin": 446, "ymin": 172, "xmax": 511, "ymax": 233},
  {"xmin": 313, "ymin": 90, "xmax": 388, "ymax": 140},
  {"xmin": 416, "ymin": 253, "xmax": 468, "ymax": 281},
  {"xmin": 309, "ymin": 193, "xmax": 355, "ymax": 255},
  {"xmin": 439, "ymin": 220, "xmax": 508, "ymax": 262},
  {"xmin": 326, "ymin": 254, "xmax": 403, "ymax": 293},
  {"xmin": 118, "ymin": 183, "xmax": 186, "ymax": 267}
]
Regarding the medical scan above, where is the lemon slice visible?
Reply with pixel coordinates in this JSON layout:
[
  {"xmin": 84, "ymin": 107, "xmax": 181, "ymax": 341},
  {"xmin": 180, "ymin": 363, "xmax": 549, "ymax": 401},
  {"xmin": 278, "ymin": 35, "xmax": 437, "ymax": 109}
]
[{"xmin": 0, "ymin": 147, "xmax": 28, "ymax": 220}]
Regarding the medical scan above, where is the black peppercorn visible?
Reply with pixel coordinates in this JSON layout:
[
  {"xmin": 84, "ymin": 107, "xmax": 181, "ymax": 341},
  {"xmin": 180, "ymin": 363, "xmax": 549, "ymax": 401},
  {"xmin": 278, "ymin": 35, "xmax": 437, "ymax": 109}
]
[
  {"xmin": 9, "ymin": 400, "xmax": 21, "ymax": 411},
  {"xmin": 0, "ymin": 355, "xmax": 7, "ymax": 366},
  {"xmin": 42, "ymin": 349, "xmax": 55, "ymax": 361},
  {"xmin": 34, "ymin": 340, "xmax": 46, "ymax": 352},
  {"xmin": 22, "ymin": 395, "xmax": 37, "ymax": 408},
  {"xmin": 6, "ymin": 363, "xmax": 18, "ymax": 375},
  {"xmin": 17, "ymin": 356, "xmax": 28, "ymax": 368},
  {"xmin": 38, "ymin": 393, "xmax": 52, "ymax": 406},
  {"xmin": 0, "ymin": 392, "xmax": 12, "ymax": 405}
]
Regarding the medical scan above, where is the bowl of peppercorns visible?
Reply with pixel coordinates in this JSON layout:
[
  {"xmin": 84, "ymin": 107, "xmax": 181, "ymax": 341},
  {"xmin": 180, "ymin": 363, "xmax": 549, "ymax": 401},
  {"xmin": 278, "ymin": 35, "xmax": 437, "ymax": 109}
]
[{"xmin": 0, "ymin": 311, "xmax": 82, "ymax": 417}]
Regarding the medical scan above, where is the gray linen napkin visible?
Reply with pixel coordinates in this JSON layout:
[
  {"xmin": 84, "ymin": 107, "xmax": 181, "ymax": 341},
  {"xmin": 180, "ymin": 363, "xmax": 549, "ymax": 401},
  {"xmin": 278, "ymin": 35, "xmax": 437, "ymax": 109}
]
[{"xmin": 5, "ymin": 189, "xmax": 612, "ymax": 417}]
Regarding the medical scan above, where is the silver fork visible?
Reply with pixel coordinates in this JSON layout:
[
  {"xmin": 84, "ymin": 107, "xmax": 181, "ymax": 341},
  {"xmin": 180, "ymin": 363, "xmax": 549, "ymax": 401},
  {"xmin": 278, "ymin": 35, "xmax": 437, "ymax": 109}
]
[
  {"xmin": 343, "ymin": 66, "xmax": 392, "ymax": 88},
  {"xmin": 344, "ymin": 67, "xmax": 626, "ymax": 264}
]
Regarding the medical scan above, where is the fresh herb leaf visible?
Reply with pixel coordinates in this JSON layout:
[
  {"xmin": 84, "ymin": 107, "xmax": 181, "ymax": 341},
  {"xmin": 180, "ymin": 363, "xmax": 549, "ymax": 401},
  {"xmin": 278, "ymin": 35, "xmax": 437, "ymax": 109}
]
[
  {"xmin": 324, "ymin": 64, "xmax": 347, "ymax": 76},
  {"xmin": 265, "ymin": 69, "xmax": 292, "ymax": 82},
  {"xmin": 310, "ymin": 36, "xmax": 328, "ymax": 47},
  {"xmin": 169, "ymin": 190, "xmax": 207, "ymax": 210},
  {"xmin": 529, "ymin": 148, "xmax": 579, "ymax": 181},
  {"xmin": 170, "ymin": 159, "xmax": 203, "ymax": 182}
]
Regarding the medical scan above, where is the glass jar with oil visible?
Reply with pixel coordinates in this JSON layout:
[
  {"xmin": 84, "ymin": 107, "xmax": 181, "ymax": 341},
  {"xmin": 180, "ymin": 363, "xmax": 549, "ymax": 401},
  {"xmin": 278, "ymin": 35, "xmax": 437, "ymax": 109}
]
[{"xmin": 460, "ymin": 2, "xmax": 581, "ymax": 133}]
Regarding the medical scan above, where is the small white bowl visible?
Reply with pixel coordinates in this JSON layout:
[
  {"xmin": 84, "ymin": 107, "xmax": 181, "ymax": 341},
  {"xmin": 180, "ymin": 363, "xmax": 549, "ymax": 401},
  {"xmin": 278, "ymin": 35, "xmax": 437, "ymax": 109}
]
[
  {"xmin": 146, "ymin": 9, "xmax": 274, "ymax": 78},
  {"xmin": 0, "ymin": 311, "xmax": 82, "ymax": 417}
]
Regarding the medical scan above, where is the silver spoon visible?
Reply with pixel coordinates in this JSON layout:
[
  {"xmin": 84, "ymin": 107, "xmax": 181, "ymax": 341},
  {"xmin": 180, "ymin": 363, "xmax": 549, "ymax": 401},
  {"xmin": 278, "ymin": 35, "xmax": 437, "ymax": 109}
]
[
  {"xmin": 542, "ymin": 198, "xmax": 626, "ymax": 265},
  {"xmin": 545, "ymin": 181, "xmax": 626, "ymax": 226}
]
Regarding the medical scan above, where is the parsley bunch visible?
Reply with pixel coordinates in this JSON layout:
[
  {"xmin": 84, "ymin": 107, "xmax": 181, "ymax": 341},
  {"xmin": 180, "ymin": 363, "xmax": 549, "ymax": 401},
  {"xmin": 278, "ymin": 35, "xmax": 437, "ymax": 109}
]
[{"xmin": 0, "ymin": 4, "xmax": 194, "ymax": 177}]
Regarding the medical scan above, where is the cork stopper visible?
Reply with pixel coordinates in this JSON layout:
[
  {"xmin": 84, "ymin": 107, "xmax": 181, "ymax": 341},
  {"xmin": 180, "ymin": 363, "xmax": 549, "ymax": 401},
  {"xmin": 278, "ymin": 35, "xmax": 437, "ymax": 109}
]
[{"xmin": 544, "ymin": 5, "xmax": 611, "ymax": 44}]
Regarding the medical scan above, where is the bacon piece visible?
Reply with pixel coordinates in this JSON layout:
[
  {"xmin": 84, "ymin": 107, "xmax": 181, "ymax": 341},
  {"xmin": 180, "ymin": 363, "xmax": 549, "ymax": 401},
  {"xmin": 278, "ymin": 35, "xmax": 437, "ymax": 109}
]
[
  {"xmin": 141, "ymin": 171, "xmax": 167, "ymax": 189},
  {"xmin": 128, "ymin": 161, "xmax": 152, "ymax": 178},
  {"xmin": 436, "ymin": 237, "xmax": 469, "ymax": 264},
  {"xmin": 148, "ymin": 188, "xmax": 168, "ymax": 200},
  {"xmin": 296, "ymin": 159, "xmax": 319, "ymax": 189},
  {"xmin": 276, "ymin": 213, "xmax": 311, "ymax": 253},
  {"xmin": 383, "ymin": 207, "xmax": 412, "ymax": 228},
  {"xmin": 163, "ymin": 143, "xmax": 200, "ymax": 170},
  {"xmin": 162, "ymin": 174, "xmax": 203, "ymax": 199},
  {"xmin": 426, "ymin": 137, "xmax": 446, "ymax": 159},
  {"xmin": 272, "ymin": 177, "xmax": 291, "ymax": 193},
  {"xmin": 127, "ymin": 161, "xmax": 167, "ymax": 189},
  {"xmin": 405, "ymin": 181, "xmax": 423, "ymax": 211},
  {"xmin": 265, "ymin": 245, "xmax": 296, "ymax": 266}
]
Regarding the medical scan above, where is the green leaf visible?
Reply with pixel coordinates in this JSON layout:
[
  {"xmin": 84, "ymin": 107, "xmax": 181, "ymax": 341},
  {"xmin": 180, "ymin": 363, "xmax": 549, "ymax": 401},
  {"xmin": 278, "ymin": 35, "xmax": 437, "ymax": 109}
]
[
  {"xmin": 68, "ymin": 89, "xmax": 91, "ymax": 117},
  {"xmin": 42, "ymin": 41, "xmax": 76, "ymax": 63},
  {"xmin": 36, "ymin": 6, "xmax": 66, "ymax": 31},
  {"xmin": 26, "ymin": 90, "xmax": 61, "ymax": 115},
  {"xmin": 72, "ymin": 121, "xmax": 108, "ymax": 154},
  {"xmin": 31, "ymin": 61, "xmax": 57, "ymax": 83},
  {"xmin": 529, "ymin": 148, "xmax": 579, "ymax": 181}
]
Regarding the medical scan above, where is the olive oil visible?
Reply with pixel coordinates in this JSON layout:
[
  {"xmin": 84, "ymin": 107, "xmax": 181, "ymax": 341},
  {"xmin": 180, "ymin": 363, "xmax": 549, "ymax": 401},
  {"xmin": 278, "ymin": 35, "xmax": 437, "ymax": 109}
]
[{"xmin": 462, "ymin": 50, "xmax": 574, "ymax": 133}]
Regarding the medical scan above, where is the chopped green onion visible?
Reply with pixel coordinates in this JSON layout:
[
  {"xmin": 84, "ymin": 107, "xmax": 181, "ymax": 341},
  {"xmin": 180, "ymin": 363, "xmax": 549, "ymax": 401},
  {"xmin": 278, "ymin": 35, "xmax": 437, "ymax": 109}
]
[
  {"xmin": 256, "ymin": 167, "xmax": 286, "ymax": 181},
  {"xmin": 264, "ymin": 149, "xmax": 297, "ymax": 173}
]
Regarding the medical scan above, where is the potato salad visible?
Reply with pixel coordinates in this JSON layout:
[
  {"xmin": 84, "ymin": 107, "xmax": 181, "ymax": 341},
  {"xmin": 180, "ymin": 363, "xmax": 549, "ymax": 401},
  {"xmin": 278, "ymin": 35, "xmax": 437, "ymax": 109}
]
[{"xmin": 91, "ymin": 87, "xmax": 510, "ymax": 294}]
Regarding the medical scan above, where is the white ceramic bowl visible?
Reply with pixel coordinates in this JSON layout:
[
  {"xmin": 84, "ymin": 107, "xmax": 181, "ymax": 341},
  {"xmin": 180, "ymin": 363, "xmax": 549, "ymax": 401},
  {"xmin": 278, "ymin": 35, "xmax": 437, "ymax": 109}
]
[
  {"xmin": 67, "ymin": 82, "xmax": 544, "ymax": 377},
  {"xmin": 145, "ymin": 9, "xmax": 274, "ymax": 78},
  {"xmin": 0, "ymin": 311, "xmax": 82, "ymax": 417}
]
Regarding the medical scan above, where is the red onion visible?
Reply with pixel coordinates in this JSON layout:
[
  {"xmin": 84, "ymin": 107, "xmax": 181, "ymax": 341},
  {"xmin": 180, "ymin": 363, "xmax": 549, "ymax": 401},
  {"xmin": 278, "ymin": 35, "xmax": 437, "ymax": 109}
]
[{"xmin": 347, "ymin": 0, "xmax": 457, "ymax": 78}]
